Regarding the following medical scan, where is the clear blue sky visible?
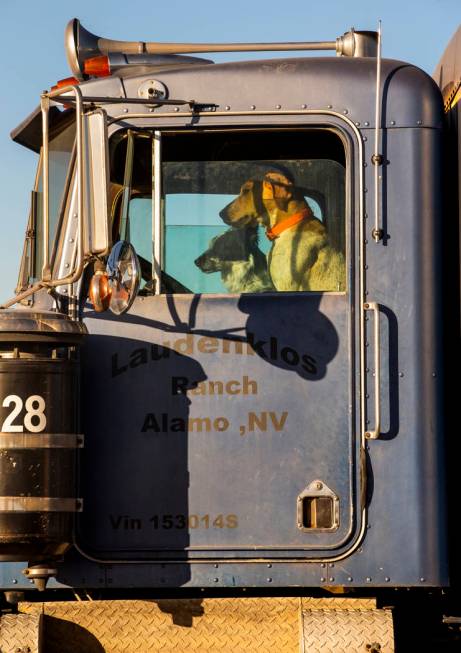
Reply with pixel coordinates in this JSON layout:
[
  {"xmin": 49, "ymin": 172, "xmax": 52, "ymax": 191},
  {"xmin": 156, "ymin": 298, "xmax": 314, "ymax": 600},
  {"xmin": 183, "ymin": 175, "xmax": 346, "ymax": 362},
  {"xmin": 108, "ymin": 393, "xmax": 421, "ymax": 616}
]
[{"xmin": 0, "ymin": 0, "xmax": 459, "ymax": 302}]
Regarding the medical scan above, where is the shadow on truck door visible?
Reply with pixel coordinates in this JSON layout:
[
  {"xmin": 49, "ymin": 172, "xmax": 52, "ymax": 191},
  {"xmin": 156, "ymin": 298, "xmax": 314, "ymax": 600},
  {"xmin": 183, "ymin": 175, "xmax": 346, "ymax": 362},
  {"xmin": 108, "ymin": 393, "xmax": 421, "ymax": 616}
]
[
  {"xmin": 76, "ymin": 332, "xmax": 207, "ymax": 586},
  {"xmin": 73, "ymin": 285, "xmax": 352, "ymax": 582}
]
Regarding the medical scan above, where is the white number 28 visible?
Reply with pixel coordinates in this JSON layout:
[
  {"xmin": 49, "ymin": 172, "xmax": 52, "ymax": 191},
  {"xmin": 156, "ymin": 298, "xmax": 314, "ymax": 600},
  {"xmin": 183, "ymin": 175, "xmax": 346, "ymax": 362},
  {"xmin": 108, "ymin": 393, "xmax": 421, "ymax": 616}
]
[{"xmin": 1, "ymin": 395, "xmax": 47, "ymax": 433}]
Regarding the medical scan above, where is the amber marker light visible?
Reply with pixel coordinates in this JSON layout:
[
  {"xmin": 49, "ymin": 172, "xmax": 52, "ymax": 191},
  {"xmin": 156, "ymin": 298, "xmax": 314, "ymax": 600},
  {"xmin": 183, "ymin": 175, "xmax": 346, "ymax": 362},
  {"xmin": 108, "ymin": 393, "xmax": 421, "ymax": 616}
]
[
  {"xmin": 51, "ymin": 77, "xmax": 80, "ymax": 91},
  {"xmin": 83, "ymin": 55, "xmax": 111, "ymax": 78},
  {"xmin": 89, "ymin": 269, "xmax": 112, "ymax": 313}
]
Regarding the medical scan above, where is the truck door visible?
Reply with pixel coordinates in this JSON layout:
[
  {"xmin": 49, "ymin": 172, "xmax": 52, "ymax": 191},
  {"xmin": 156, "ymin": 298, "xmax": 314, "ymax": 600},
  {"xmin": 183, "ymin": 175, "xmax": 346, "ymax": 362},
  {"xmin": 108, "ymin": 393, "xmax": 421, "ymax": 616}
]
[{"xmin": 80, "ymin": 119, "xmax": 362, "ymax": 561}]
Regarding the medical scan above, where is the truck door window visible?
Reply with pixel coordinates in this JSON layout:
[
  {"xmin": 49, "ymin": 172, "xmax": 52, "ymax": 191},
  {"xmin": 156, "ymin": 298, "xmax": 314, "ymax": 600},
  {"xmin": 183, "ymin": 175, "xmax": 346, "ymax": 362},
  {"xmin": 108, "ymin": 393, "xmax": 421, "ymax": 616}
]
[
  {"xmin": 162, "ymin": 129, "xmax": 346, "ymax": 294},
  {"xmin": 111, "ymin": 128, "xmax": 346, "ymax": 295}
]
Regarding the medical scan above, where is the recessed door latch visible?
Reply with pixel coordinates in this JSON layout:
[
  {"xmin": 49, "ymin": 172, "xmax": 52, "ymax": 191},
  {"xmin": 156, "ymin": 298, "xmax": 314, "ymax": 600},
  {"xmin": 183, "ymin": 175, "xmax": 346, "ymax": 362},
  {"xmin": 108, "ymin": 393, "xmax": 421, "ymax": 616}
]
[{"xmin": 297, "ymin": 480, "xmax": 339, "ymax": 531}]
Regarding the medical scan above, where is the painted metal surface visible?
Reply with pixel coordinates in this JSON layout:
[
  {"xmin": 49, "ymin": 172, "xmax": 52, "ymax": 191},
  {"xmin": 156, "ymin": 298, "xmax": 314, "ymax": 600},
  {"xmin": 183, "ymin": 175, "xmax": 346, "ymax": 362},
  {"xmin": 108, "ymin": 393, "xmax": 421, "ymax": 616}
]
[
  {"xmin": 10, "ymin": 56, "xmax": 443, "ymax": 152},
  {"xmin": 0, "ymin": 47, "xmax": 448, "ymax": 592},
  {"xmin": 78, "ymin": 291, "xmax": 355, "ymax": 557}
]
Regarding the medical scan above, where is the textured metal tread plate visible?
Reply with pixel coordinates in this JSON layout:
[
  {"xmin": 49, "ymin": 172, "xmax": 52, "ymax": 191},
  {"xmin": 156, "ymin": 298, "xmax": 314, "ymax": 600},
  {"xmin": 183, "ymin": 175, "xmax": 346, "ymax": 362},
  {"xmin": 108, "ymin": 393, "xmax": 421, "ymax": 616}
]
[
  {"xmin": 20, "ymin": 598, "xmax": 301, "ymax": 653},
  {"xmin": 0, "ymin": 613, "xmax": 43, "ymax": 653},
  {"xmin": 301, "ymin": 597, "xmax": 376, "ymax": 609},
  {"xmin": 302, "ymin": 607, "xmax": 394, "ymax": 653},
  {"xmin": 19, "ymin": 598, "xmax": 394, "ymax": 653}
]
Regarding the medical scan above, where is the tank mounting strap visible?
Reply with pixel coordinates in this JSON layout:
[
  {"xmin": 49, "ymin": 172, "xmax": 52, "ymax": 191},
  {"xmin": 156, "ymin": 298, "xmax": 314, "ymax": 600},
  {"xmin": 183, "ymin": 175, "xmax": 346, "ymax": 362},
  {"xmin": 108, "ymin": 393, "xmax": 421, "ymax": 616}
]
[
  {"xmin": 0, "ymin": 497, "xmax": 82, "ymax": 512},
  {"xmin": 0, "ymin": 432, "xmax": 84, "ymax": 449}
]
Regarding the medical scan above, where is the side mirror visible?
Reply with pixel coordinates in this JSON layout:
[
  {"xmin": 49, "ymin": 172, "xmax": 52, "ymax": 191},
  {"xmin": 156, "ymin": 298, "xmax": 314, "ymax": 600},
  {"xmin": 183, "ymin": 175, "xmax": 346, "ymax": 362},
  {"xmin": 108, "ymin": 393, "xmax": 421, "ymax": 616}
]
[
  {"xmin": 88, "ymin": 241, "xmax": 141, "ymax": 315},
  {"xmin": 107, "ymin": 241, "xmax": 141, "ymax": 315},
  {"xmin": 82, "ymin": 108, "xmax": 110, "ymax": 256}
]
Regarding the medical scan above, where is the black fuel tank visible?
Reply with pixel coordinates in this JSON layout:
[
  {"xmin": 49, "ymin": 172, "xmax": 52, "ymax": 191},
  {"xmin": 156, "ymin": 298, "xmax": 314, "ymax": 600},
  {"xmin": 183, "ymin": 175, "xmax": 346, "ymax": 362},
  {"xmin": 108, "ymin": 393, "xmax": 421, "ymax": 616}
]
[{"xmin": 0, "ymin": 310, "xmax": 85, "ymax": 562}]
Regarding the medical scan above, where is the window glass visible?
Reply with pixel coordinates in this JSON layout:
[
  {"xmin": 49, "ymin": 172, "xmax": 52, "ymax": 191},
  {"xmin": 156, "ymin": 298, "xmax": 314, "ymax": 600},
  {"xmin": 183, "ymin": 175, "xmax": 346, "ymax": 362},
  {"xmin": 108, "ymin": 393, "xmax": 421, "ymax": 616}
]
[
  {"xmin": 33, "ymin": 120, "xmax": 76, "ymax": 280},
  {"xmin": 162, "ymin": 129, "xmax": 346, "ymax": 293},
  {"xmin": 165, "ymin": 193, "xmax": 243, "ymax": 293},
  {"xmin": 16, "ymin": 189, "xmax": 38, "ymax": 293},
  {"xmin": 111, "ymin": 129, "xmax": 346, "ymax": 295},
  {"xmin": 126, "ymin": 196, "xmax": 152, "ymax": 289},
  {"xmin": 126, "ymin": 197, "xmax": 152, "ymax": 263},
  {"xmin": 162, "ymin": 164, "xmax": 336, "ymax": 294},
  {"xmin": 45, "ymin": 122, "xmax": 76, "ymax": 252}
]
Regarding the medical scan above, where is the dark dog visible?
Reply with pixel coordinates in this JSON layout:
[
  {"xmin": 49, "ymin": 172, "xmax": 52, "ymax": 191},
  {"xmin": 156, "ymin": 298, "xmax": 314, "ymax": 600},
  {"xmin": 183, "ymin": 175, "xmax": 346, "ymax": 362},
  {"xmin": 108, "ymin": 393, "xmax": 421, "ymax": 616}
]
[{"xmin": 194, "ymin": 227, "xmax": 274, "ymax": 293}]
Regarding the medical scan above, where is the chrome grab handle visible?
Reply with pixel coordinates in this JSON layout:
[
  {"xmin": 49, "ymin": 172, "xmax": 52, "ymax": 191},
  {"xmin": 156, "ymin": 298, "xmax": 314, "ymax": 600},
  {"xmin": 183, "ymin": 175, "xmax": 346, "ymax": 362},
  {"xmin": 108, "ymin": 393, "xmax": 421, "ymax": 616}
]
[{"xmin": 364, "ymin": 302, "xmax": 381, "ymax": 439}]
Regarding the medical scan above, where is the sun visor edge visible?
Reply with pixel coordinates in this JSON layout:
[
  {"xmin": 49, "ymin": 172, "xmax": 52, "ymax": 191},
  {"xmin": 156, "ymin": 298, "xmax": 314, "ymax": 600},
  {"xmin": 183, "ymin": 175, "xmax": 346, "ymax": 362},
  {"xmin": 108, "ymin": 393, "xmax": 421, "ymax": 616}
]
[{"xmin": 10, "ymin": 106, "xmax": 73, "ymax": 153}]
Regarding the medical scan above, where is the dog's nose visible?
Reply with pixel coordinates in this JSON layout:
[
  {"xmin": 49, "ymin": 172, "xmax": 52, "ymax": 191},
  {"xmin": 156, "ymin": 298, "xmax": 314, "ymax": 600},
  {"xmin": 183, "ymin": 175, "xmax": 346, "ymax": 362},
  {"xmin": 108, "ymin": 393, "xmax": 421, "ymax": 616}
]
[
  {"xmin": 219, "ymin": 207, "xmax": 230, "ymax": 223},
  {"xmin": 195, "ymin": 255, "xmax": 212, "ymax": 272}
]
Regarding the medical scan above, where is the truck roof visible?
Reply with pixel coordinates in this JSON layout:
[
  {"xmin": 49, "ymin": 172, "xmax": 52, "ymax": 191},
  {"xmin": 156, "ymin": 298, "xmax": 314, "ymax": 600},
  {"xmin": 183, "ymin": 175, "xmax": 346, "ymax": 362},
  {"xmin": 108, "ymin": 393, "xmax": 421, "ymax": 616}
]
[{"xmin": 12, "ymin": 55, "xmax": 443, "ymax": 152}]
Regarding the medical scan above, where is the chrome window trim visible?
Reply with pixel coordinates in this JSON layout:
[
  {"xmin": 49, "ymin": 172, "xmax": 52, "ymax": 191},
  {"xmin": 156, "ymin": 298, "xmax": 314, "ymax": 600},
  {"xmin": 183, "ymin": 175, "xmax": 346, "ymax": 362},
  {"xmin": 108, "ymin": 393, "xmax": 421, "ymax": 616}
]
[{"xmin": 153, "ymin": 130, "xmax": 162, "ymax": 294}]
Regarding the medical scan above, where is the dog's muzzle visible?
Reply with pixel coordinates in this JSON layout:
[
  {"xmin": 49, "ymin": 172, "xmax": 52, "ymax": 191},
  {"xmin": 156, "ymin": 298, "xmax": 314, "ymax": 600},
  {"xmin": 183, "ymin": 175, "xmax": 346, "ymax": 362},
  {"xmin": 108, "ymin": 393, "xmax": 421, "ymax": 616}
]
[
  {"xmin": 219, "ymin": 207, "xmax": 254, "ymax": 227},
  {"xmin": 194, "ymin": 254, "xmax": 215, "ymax": 273},
  {"xmin": 219, "ymin": 205, "xmax": 233, "ymax": 225}
]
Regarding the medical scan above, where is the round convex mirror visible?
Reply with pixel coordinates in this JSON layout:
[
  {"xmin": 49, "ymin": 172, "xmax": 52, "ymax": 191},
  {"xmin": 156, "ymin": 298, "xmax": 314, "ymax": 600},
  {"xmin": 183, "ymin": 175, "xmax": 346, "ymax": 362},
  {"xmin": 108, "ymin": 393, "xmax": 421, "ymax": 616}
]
[{"xmin": 107, "ymin": 241, "xmax": 141, "ymax": 315}]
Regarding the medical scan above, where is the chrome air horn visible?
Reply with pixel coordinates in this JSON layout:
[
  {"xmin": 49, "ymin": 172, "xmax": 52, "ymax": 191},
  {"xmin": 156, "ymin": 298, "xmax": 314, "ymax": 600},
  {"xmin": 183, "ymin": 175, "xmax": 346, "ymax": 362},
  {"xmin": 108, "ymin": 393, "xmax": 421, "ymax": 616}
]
[{"xmin": 65, "ymin": 18, "xmax": 378, "ymax": 79}]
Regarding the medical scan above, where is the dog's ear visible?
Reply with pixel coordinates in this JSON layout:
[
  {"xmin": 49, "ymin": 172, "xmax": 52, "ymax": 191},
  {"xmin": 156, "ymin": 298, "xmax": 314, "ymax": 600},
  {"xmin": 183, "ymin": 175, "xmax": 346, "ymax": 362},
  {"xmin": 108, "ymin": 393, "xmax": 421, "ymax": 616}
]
[
  {"xmin": 262, "ymin": 172, "xmax": 293, "ymax": 201},
  {"xmin": 262, "ymin": 180, "xmax": 276, "ymax": 200},
  {"xmin": 263, "ymin": 180, "xmax": 292, "ymax": 200},
  {"xmin": 262, "ymin": 181, "xmax": 292, "ymax": 212}
]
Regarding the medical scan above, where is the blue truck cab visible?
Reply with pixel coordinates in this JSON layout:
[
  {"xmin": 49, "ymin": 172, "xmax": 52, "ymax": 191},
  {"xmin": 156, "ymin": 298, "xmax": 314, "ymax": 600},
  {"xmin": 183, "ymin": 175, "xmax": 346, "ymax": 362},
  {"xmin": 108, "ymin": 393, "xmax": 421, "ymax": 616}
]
[{"xmin": 0, "ymin": 19, "xmax": 459, "ymax": 653}]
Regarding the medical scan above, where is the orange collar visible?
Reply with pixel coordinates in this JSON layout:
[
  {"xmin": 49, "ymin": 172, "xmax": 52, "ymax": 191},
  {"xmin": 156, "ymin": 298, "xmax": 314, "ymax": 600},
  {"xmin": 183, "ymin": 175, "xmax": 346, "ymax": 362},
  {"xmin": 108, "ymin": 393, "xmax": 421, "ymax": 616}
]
[{"xmin": 265, "ymin": 208, "xmax": 312, "ymax": 241}]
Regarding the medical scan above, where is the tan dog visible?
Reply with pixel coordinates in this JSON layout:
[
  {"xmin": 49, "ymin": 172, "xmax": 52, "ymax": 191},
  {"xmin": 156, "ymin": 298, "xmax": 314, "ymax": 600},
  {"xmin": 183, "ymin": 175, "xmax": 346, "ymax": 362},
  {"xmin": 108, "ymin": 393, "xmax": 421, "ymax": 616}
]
[{"xmin": 219, "ymin": 170, "xmax": 345, "ymax": 292}]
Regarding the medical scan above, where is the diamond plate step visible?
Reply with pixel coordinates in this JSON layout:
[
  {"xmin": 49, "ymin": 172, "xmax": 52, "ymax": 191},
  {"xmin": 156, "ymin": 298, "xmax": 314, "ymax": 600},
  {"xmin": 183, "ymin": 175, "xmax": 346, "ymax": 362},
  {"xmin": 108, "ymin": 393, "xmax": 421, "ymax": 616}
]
[
  {"xmin": 301, "ymin": 601, "xmax": 394, "ymax": 653},
  {"xmin": 20, "ymin": 598, "xmax": 300, "ymax": 653},
  {"xmin": 0, "ymin": 613, "xmax": 43, "ymax": 653},
  {"xmin": 17, "ymin": 597, "xmax": 394, "ymax": 653}
]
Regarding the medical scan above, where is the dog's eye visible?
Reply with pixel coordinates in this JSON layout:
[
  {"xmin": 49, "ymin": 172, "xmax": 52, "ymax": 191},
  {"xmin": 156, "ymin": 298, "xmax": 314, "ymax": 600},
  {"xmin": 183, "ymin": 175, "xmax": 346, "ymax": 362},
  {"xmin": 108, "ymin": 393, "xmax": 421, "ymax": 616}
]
[{"xmin": 241, "ymin": 181, "xmax": 253, "ymax": 193}]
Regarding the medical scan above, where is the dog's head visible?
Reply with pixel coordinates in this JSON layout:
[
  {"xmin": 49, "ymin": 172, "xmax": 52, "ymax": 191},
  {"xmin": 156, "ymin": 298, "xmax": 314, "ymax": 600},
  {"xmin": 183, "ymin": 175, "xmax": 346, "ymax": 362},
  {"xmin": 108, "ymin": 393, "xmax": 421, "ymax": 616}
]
[
  {"xmin": 194, "ymin": 227, "xmax": 260, "ymax": 273},
  {"xmin": 219, "ymin": 169, "xmax": 295, "ymax": 227}
]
